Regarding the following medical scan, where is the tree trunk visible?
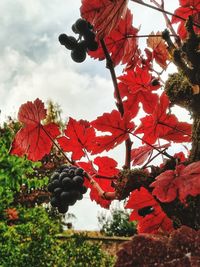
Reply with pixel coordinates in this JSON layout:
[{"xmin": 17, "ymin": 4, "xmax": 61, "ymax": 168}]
[{"xmin": 190, "ymin": 115, "xmax": 200, "ymax": 162}]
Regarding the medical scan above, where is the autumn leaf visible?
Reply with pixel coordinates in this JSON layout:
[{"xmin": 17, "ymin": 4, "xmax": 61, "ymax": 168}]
[
  {"xmin": 172, "ymin": 0, "xmax": 200, "ymax": 39},
  {"xmin": 125, "ymin": 187, "xmax": 173, "ymax": 233},
  {"xmin": 88, "ymin": 9, "xmax": 139, "ymax": 67},
  {"xmin": 57, "ymin": 118, "xmax": 95, "ymax": 161},
  {"xmin": 150, "ymin": 161, "xmax": 200, "ymax": 203},
  {"xmin": 10, "ymin": 99, "xmax": 60, "ymax": 161},
  {"xmin": 94, "ymin": 156, "xmax": 119, "ymax": 176},
  {"xmin": 80, "ymin": 0, "xmax": 128, "ymax": 39},
  {"xmin": 118, "ymin": 66, "xmax": 160, "ymax": 114},
  {"xmin": 131, "ymin": 143, "xmax": 170, "ymax": 166},
  {"xmin": 135, "ymin": 92, "xmax": 192, "ymax": 144},
  {"xmin": 91, "ymin": 110, "xmax": 135, "ymax": 154},
  {"xmin": 147, "ymin": 31, "xmax": 170, "ymax": 69}
]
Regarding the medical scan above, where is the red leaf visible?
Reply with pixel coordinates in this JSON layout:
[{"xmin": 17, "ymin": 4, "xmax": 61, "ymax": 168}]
[
  {"xmin": 147, "ymin": 31, "xmax": 170, "ymax": 69},
  {"xmin": 57, "ymin": 118, "xmax": 95, "ymax": 161},
  {"xmin": 172, "ymin": 0, "xmax": 200, "ymax": 39},
  {"xmin": 118, "ymin": 66, "xmax": 160, "ymax": 114},
  {"xmin": 80, "ymin": 0, "xmax": 128, "ymax": 39},
  {"xmin": 94, "ymin": 156, "xmax": 119, "ymax": 176},
  {"xmin": 91, "ymin": 110, "xmax": 135, "ymax": 154},
  {"xmin": 135, "ymin": 92, "xmax": 192, "ymax": 144},
  {"xmin": 131, "ymin": 145, "xmax": 153, "ymax": 166},
  {"xmin": 131, "ymin": 143, "xmax": 170, "ymax": 166},
  {"xmin": 10, "ymin": 99, "xmax": 60, "ymax": 161},
  {"xmin": 88, "ymin": 9, "xmax": 139, "ymax": 67},
  {"xmin": 125, "ymin": 187, "xmax": 173, "ymax": 233},
  {"xmin": 150, "ymin": 161, "xmax": 200, "ymax": 203}
]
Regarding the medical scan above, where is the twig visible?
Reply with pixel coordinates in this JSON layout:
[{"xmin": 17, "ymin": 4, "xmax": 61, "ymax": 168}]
[
  {"xmin": 129, "ymin": 131, "xmax": 174, "ymax": 160},
  {"xmin": 150, "ymin": 0, "xmax": 179, "ymax": 44},
  {"xmin": 41, "ymin": 125, "xmax": 73, "ymax": 165},
  {"xmin": 131, "ymin": 0, "xmax": 200, "ymax": 29},
  {"xmin": 100, "ymin": 39, "xmax": 133, "ymax": 169}
]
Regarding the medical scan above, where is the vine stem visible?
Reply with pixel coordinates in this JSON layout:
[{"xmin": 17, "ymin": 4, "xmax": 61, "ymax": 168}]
[
  {"xmin": 100, "ymin": 39, "xmax": 132, "ymax": 169},
  {"xmin": 142, "ymin": 147, "xmax": 169, "ymax": 169},
  {"xmin": 158, "ymin": 121, "xmax": 192, "ymax": 137},
  {"xmin": 84, "ymin": 172, "xmax": 117, "ymax": 200},
  {"xmin": 131, "ymin": 0, "xmax": 200, "ymax": 29},
  {"xmin": 41, "ymin": 125, "xmax": 73, "ymax": 165}
]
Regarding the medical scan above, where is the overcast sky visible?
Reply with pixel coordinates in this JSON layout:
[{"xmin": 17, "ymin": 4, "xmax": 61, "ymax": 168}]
[{"xmin": 1, "ymin": 0, "xmax": 185, "ymax": 230}]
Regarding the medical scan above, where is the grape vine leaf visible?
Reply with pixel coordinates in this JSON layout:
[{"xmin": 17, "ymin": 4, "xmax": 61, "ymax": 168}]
[
  {"xmin": 125, "ymin": 187, "xmax": 173, "ymax": 233},
  {"xmin": 172, "ymin": 0, "xmax": 200, "ymax": 39},
  {"xmin": 146, "ymin": 31, "xmax": 170, "ymax": 69},
  {"xmin": 150, "ymin": 161, "xmax": 200, "ymax": 203},
  {"xmin": 93, "ymin": 156, "xmax": 119, "ymax": 176},
  {"xmin": 118, "ymin": 66, "xmax": 160, "ymax": 114},
  {"xmin": 135, "ymin": 92, "xmax": 192, "ymax": 144},
  {"xmin": 131, "ymin": 143, "xmax": 170, "ymax": 166},
  {"xmin": 88, "ymin": 9, "xmax": 139, "ymax": 67},
  {"xmin": 80, "ymin": 0, "xmax": 128, "ymax": 39},
  {"xmin": 57, "ymin": 118, "xmax": 95, "ymax": 161},
  {"xmin": 10, "ymin": 99, "xmax": 60, "ymax": 161},
  {"xmin": 91, "ymin": 110, "xmax": 135, "ymax": 154}
]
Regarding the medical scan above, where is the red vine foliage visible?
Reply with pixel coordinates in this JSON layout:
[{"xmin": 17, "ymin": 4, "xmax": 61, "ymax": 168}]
[{"xmin": 10, "ymin": 0, "xmax": 200, "ymax": 239}]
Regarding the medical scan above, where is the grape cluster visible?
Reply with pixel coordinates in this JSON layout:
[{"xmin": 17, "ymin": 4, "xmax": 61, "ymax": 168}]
[
  {"xmin": 58, "ymin": 18, "xmax": 98, "ymax": 63},
  {"xmin": 47, "ymin": 165, "xmax": 87, "ymax": 213}
]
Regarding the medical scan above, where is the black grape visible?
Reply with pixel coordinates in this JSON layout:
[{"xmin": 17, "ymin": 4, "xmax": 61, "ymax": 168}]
[
  {"xmin": 75, "ymin": 18, "xmax": 88, "ymax": 34},
  {"xmin": 71, "ymin": 46, "xmax": 87, "ymax": 63},
  {"xmin": 58, "ymin": 34, "xmax": 77, "ymax": 50}
]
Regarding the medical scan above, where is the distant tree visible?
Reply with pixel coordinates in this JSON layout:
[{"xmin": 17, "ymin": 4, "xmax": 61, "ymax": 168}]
[{"xmin": 98, "ymin": 208, "xmax": 137, "ymax": 237}]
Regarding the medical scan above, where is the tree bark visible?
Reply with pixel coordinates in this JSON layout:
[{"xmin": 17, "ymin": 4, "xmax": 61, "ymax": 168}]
[{"xmin": 190, "ymin": 113, "xmax": 200, "ymax": 162}]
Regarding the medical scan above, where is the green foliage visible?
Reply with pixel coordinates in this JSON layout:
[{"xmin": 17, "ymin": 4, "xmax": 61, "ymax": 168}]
[
  {"xmin": 98, "ymin": 208, "xmax": 137, "ymax": 237},
  {"xmin": 60, "ymin": 233, "xmax": 115, "ymax": 267},
  {"xmin": 0, "ymin": 206, "xmax": 115, "ymax": 267},
  {"xmin": 0, "ymin": 122, "xmax": 48, "ymax": 213}
]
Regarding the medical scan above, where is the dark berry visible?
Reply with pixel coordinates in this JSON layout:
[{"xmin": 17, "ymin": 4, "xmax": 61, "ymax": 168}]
[
  {"xmin": 75, "ymin": 168, "xmax": 84, "ymax": 176},
  {"xmin": 87, "ymin": 40, "xmax": 98, "ymax": 51},
  {"xmin": 54, "ymin": 187, "xmax": 63, "ymax": 197},
  {"xmin": 80, "ymin": 185, "xmax": 87, "ymax": 194},
  {"xmin": 83, "ymin": 30, "xmax": 96, "ymax": 43},
  {"xmin": 59, "ymin": 34, "xmax": 77, "ymax": 50},
  {"xmin": 50, "ymin": 196, "xmax": 60, "ymax": 207},
  {"xmin": 50, "ymin": 172, "xmax": 59, "ymax": 182},
  {"xmin": 57, "ymin": 204, "xmax": 69, "ymax": 214},
  {"xmin": 73, "ymin": 175, "xmax": 84, "ymax": 186},
  {"xmin": 47, "ymin": 183, "xmax": 54, "ymax": 193},
  {"xmin": 71, "ymin": 46, "xmax": 86, "ymax": 63},
  {"xmin": 62, "ymin": 177, "xmax": 74, "ymax": 189},
  {"xmin": 75, "ymin": 18, "xmax": 88, "ymax": 34},
  {"xmin": 58, "ymin": 33, "xmax": 68, "ymax": 45},
  {"xmin": 60, "ymin": 191, "xmax": 70, "ymax": 200}
]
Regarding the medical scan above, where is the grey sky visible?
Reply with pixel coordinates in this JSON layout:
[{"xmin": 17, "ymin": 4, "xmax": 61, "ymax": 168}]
[{"xmin": 1, "ymin": 0, "xmax": 190, "ymax": 230}]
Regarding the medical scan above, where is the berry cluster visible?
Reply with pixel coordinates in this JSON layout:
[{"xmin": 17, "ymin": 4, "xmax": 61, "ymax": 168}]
[
  {"xmin": 47, "ymin": 165, "xmax": 87, "ymax": 213},
  {"xmin": 58, "ymin": 18, "xmax": 98, "ymax": 63}
]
